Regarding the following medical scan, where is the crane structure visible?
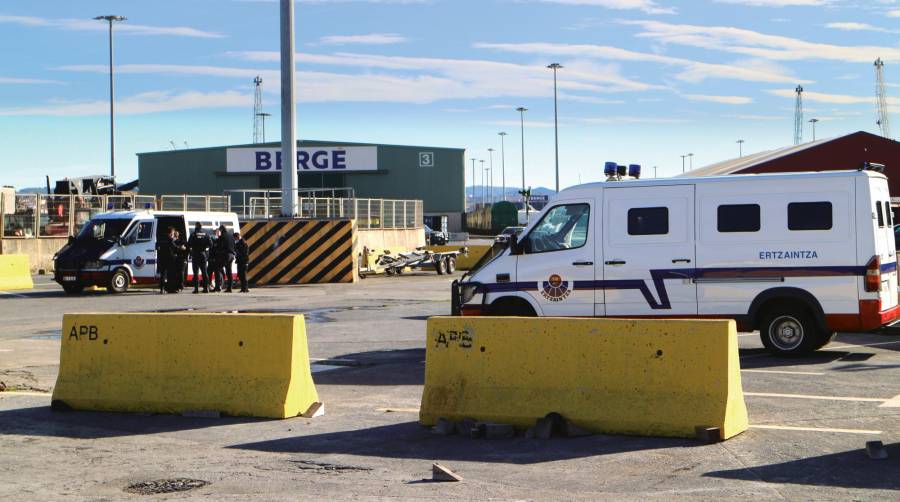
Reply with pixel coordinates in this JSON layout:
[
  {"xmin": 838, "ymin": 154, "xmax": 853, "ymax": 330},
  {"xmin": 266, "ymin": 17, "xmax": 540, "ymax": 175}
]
[
  {"xmin": 252, "ymin": 76, "xmax": 265, "ymax": 143},
  {"xmin": 875, "ymin": 58, "xmax": 891, "ymax": 139},
  {"xmin": 793, "ymin": 85, "xmax": 804, "ymax": 146}
]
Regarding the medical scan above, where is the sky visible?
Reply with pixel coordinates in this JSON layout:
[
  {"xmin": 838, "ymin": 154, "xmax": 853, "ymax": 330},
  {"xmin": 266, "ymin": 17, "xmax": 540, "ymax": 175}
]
[{"xmin": 1, "ymin": 0, "xmax": 899, "ymax": 191}]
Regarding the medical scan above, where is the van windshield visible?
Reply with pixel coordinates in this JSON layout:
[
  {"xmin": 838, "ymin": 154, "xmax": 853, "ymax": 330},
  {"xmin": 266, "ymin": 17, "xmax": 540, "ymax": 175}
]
[{"xmin": 77, "ymin": 219, "xmax": 131, "ymax": 241}]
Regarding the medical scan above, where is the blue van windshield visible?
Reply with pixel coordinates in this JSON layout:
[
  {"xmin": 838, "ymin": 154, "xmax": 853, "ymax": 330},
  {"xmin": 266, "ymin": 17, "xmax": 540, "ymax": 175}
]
[{"xmin": 77, "ymin": 219, "xmax": 131, "ymax": 241}]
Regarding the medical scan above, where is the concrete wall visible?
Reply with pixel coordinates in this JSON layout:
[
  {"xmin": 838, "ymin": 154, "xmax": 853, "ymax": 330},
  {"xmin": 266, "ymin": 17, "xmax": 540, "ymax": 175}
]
[{"xmin": 0, "ymin": 238, "xmax": 66, "ymax": 273}]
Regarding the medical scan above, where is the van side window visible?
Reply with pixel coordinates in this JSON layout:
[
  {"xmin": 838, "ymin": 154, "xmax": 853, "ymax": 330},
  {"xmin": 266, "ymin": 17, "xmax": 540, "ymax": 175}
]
[
  {"xmin": 884, "ymin": 201, "xmax": 893, "ymax": 227},
  {"xmin": 526, "ymin": 204, "xmax": 590, "ymax": 253},
  {"xmin": 717, "ymin": 204, "xmax": 760, "ymax": 233},
  {"xmin": 136, "ymin": 222, "xmax": 153, "ymax": 241},
  {"xmin": 876, "ymin": 203, "xmax": 885, "ymax": 228},
  {"xmin": 627, "ymin": 207, "xmax": 668, "ymax": 235},
  {"xmin": 788, "ymin": 202, "xmax": 832, "ymax": 231}
]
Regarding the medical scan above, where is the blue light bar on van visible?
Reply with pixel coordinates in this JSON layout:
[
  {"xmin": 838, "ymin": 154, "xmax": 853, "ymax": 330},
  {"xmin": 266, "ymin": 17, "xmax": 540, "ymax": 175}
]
[
  {"xmin": 604, "ymin": 161, "xmax": 618, "ymax": 177},
  {"xmin": 628, "ymin": 164, "xmax": 641, "ymax": 179}
]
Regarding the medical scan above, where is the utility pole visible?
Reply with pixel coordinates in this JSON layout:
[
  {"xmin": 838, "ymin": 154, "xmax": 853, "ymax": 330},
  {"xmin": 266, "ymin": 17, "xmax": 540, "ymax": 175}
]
[
  {"xmin": 470, "ymin": 158, "xmax": 476, "ymax": 210},
  {"xmin": 548, "ymin": 63, "xmax": 563, "ymax": 193},
  {"xmin": 680, "ymin": 154, "xmax": 687, "ymax": 173},
  {"xmin": 516, "ymin": 107, "xmax": 528, "ymax": 193},
  {"xmin": 279, "ymin": 0, "xmax": 298, "ymax": 216},
  {"xmin": 253, "ymin": 76, "xmax": 264, "ymax": 143},
  {"xmin": 736, "ymin": 139, "xmax": 745, "ymax": 157},
  {"xmin": 487, "ymin": 148, "xmax": 495, "ymax": 204},
  {"xmin": 94, "ymin": 15, "xmax": 126, "ymax": 179},
  {"xmin": 485, "ymin": 165, "xmax": 492, "ymax": 206},
  {"xmin": 653, "ymin": 166, "xmax": 658, "ymax": 178},
  {"xmin": 498, "ymin": 132, "xmax": 507, "ymax": 201},
  {"xmin": 688, "ymin": 153, "xmax": 694, "ymax": 170},
  {"xmin": 793, "ymin": 85, "xmax": 804, "ymax": 145},
  {"xmin": 809, "ymin": 118, "xmax": 819, "ymax": 141},
  {"xmin": 256, "ymin": 112, "xmax": 271, "ymax": 142},
  {"xmin": 479, "ymin": 160, "xmax": 486, "ymax": 206}
]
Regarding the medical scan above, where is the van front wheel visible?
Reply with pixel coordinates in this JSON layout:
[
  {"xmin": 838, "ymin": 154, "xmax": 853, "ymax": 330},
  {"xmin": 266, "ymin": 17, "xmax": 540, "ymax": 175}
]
[
  {"xmin": 759, "ymin": 307, "xmax": 822, "ymax": 356},
  {"xmin": 107, "ymin": 269, "xmax": 130, "ymax": 294}
]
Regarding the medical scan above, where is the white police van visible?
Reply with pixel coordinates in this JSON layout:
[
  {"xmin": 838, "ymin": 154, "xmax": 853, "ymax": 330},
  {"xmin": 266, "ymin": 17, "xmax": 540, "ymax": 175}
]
[
  {"xmin": 452, "ymin": 167, "xmax": 900, "ymax": 355},
  {"xmin": 54, "ymin": 210, "xmax": 240, "ymax": 294}
]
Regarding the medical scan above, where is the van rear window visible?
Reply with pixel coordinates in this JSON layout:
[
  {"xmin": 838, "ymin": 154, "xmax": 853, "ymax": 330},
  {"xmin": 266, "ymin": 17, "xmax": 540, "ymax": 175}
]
[
  {"xmin": 788, "ymin": 202, "xmax": 832, "ymax": 231},
  {"xmin": 884, "ymin": 201, "xmax": 893, "ymax": 227},
  {"xmin": 717, "ymin": 204, "xmax": 760, "ymax": 233},
  {"xmin": 876, "ymin": 203, "xmax": 885, "ymax": 228},
  {"xmin": 628, "ymin": 207, "xmax": 668, "ymax": 235}
]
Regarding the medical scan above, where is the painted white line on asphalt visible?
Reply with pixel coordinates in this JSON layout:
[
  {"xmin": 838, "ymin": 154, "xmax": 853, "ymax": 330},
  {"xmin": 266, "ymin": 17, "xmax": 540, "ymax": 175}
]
[
  {"xmin": 744, "ymin": 392, "xmax": 886, "ymax": 403},
  {"xmin": 823, "ymin": 340, "xmax": 900, "ymax": 350},
  {"xmin": 0, "ymin": 391, "xmax": 51, "ymax": 397},
  {"xmin": 741, "ymin": 369, "xmax": 825, "ymax": 376},
  {"xmin": 879, "ymin": 394, "xmax": 900, "ymax": 408},
  {"xmin": 750, "ymin": 424, "xmax": 882, "ymax": 435}
]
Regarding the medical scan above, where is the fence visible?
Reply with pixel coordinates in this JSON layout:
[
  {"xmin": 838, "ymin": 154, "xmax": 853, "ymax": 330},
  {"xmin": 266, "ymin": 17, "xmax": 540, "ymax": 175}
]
[
  {"xmin": 0, "ymin": 193, "xmax": 226, "ymax": 239},
  {"xmin": 226, "ymin": 190, "xmax": 423, "ymax": 229}
]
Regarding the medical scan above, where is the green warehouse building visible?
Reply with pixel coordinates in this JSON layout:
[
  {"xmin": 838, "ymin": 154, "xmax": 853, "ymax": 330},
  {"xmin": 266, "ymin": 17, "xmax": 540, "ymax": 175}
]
[{"xmin": 137, "ymin": 140, "xmax": 466, "ymax": 231}]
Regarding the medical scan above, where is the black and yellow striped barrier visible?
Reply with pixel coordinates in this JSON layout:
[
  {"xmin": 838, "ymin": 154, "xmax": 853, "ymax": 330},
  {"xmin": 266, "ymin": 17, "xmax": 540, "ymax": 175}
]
[{"xmin": 241, "ymin": 219, "xmax": 355, "ymax": 285}]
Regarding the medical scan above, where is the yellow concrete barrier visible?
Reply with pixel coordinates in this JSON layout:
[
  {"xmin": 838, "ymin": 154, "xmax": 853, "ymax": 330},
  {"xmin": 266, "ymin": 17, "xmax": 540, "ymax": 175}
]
[
  {"xmin": 52, "ymin": 313, "xmax": 319, "ymax": 419},
  {"xmin": 420, "ymin": 317, "xmax": 748, "ymax": 440},
  {"xmin": 425, "ymin": 245, "xmax": 491, "ymax": 270},
  {"xmin": 0, "ymin": 254, "xmax": 33, "ymax": 290}
]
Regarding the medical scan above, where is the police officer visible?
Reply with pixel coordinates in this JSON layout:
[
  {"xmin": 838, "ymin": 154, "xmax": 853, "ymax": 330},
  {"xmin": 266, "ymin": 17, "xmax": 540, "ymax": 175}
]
[
  {"xmin": 172, "ymin": 230, "xmax": 188, "ymax": 292},
  {"xmin": 155, "ymin": 226, "xmax": 177, "ymax": 294},
  {"xmin": 212, "ymin": 224, "xmax": 235, "ymax": 293},
  {"xmin": 187, "ymin": 222, "xmax": 211, "ymax": 294},
  {"xmin": 234, "ymin": 231, "xmax": 250, "ymax": 293}
]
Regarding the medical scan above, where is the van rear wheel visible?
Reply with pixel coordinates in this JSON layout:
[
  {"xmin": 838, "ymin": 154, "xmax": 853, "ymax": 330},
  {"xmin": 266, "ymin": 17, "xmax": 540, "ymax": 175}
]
[{"xmin": 759, "ymin": 307, "xmax": 822, "ymax": 356}]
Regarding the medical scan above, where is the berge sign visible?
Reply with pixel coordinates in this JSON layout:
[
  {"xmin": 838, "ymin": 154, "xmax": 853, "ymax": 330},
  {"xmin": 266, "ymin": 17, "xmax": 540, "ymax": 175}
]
[{"xmin": 226, "ymin": 147, "xmax": 378, "ymax": 173}]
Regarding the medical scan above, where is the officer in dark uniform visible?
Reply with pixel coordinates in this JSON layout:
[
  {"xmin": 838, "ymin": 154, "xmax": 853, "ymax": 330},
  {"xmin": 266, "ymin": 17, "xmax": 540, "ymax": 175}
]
[
  {"xmin": 187, "ymin": 222, "xmax": 211, "ymax": 294},
  {"xmin": 212, "ymin": 224, "xmax": 235, "ymax": 293},
  {"xmin": 155, "ymin": 226, "xmax": 177, "ymax": 294},
  {"xmin": 172, "ymin": 230, "xmax": 188, "ymax": 292},
  {"xmin": 234, "ymin": 231, "xmax": 250, "ymax": 293}
]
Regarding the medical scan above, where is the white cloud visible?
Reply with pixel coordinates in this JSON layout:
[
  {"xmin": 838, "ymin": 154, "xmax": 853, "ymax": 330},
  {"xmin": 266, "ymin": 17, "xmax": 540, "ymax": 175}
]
[
  {"xmin": 768, "ymin": 88, "xmax": 877, "ymax": 104},
  {"xmin": 727, "ymin": 114, "xmax": 784, "ymax": 121},
  {"xmin": 713, "ymin": 0, "xmax": 827, "ymax": 5},
  {"xmin": 474, "ymin": 42, "xmax": 805, "ymax": 84},
  {"xmin": 623, "ymin": 19, "xmax": 900, "ymax": 63},
  {"xmin": 682, "ymin": 93, "xmax": 753, "ymax": 104},
  {"xmin": 492, "ymin": 119, "xmax": 557, "ymax": 128},
  {"xmin": 825, "ymin": 22, "xmax": 895, "ymax": 33},
  {"xmin": 0, "ymin": 14, "xmax": 224, "ymax": 38},
  {"xmin": 0, "ymin": 76, "xmax": 62, "ymax": 84},
  {"xmin": 0, "ymin": 90, "xmax": 250, "ymax": 116},
  {"xmin": 527, "ymin": 0, "xmax": 675, "ymax": 15},
  {"xmin": 889, "ymin": 9, "xmax": 900, "ymax": 16},
  {"xmin": 578, "ymin": 115, "xmax": 688, "ymax": 124},
  {"xmin": 315, "ymin": 33, "xmax": 408, "ymax": 45}
]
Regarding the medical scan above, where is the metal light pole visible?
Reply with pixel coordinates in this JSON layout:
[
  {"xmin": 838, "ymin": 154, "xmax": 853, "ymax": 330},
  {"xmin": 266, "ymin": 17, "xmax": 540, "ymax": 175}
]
[
  {"xmin": 279, "ymin": 0, "xmax": 298, "ymax": 216},
  {"xmin": 257, "ymin": 112, "xmax": 272, "ymax": 142},
  {"xmin": 487, "ymin": 148, "xmax": 495, "ymax": 203},
  {"xmin": 653, "ymin": 166, "xmax": 658, "ymax": 178},
  {"xmin": 680, "ymin": 154, "xmax": 687, "ymax": 173},
  {"xmin": 737, "ymin": 139, "xmax": 745, "ymax": 157},
  {"xmin": 548, "ymin": 63, "xmax": 563, "ymax": 193},
  {"xmin": 484, "ymin": 166, "xmax": 492, "ymax": 206},
  {"xmin": 809, "ymin": 118, "xmax": 819, "ymax": 141},
  {"xmin": 517, "ymin": 107, "xmax": 527, "ymax": 193},
  {"xmin": 470, "ymin": 158, "xmax": 476, "ymax": 210},
  {"xmin": 94, "ymin": 15, "xmax": 126, "ymax": 179},
  {"xmin": 479, "ymin": 160, "xmax": 486, "ymax": 206},
  {"xmin": 498, "ymin": 132, "xmax": 507, "ymax": 201},
  {"xmin": 688, "ymin": 153, "xmax": 694, "ymax": 170}
]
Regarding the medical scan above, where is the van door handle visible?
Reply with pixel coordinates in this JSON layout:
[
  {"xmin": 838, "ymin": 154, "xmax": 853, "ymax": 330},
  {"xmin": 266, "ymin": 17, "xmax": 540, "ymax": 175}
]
[
  {"xmin": 672, "ymin": 258, "xmax": 692, "ymax": 264},
  {"xmin": 605, "ymin": 260, "xmax": 626, "ymax": 266},
  {"xmin": 146, "ymin": 249, "xmax": 156, "ymax": 253},
  {"xmin": 572, "ymin": 261, "xmax": 593, "ymax": 266}
]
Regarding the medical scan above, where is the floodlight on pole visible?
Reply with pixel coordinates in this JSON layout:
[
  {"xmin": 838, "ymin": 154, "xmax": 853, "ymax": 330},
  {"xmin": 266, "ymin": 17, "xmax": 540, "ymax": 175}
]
[
  {"xmin": 688, "ymin": 153, "xmax": 694, "ymax": 170},
  {"xmin": 547, "ymin": 63, "xmax": 563, "ymax": 193},
  {"xmin": 94, "ymin": 15, "xmax": 126, "ymax": 180},
  {"xmin": 516, "ymin": 107, "xmax": 528, "ymax": 193},
  {"xmin": 809, "ymin": 118, "xmax": 819, "ymax": 141},
  {"xmin": 256, "ymin": 112, "xmax": 272, "ymax": 142},
  {"xmin": 498, "ymin": 132, "xmax": 507, "ymax": 201},
  {"xmin": 479, "ymin": 160, "xmax": 486, "ymax": 206},
  {"xmin": 487, "ymin": 148, "xmax": 495, "ymax": 204},
  {"xmin": 680, "ymin": 154, "xmax": 687, "ymax": 173},
  {"xmin": 470, "ymin": 158, "xmax": 476, "ymax": 210},
  {"xmin": 737, "ymin": 139, "xmax": 745, "ymax": 157}
]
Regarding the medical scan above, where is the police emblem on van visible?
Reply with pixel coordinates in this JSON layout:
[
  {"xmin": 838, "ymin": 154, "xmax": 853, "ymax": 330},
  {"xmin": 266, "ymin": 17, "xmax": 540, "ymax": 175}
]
[
  {"xmin": 133, "ymin": 256, "xmax": 145, "ymax": 268},
  {"xmin": 541, "ymin": 274, "xmax": 572, "ymax": 302}
]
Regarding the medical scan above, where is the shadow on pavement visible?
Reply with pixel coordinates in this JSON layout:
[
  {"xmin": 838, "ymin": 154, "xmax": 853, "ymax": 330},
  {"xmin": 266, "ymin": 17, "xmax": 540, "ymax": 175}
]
[
  {"xmin": 313, "ymin": 349, "xmax": 424, "ymax": 386},
  {"xmin": 738, "ymin": 349, "xmax": 876, "ymax": 368},
  {"xmin": 704, "ymin": 443, "xmax": 900, "ymax": 490},
  {"xmin": 0, "ymin": 405, "xmax": 267, "ymax": 439},
  {"xmin": 228, "ymin": 420, "xmax": 697, "ymax": 465}
]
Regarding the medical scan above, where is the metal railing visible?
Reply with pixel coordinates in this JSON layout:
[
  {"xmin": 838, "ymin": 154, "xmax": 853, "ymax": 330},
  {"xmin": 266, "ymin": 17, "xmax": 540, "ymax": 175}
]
[
  {"xmin": 226, "ymin": 190, "xmax": 423, "ymax": 229},
  {"xmin": 0, "ymin": 193, "xmax": 227, "ymax": 238}
]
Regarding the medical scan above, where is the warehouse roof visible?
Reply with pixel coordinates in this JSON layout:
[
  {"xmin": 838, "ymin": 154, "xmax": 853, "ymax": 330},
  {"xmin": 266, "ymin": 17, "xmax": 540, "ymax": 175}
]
[
  {"xmin": 678, "ymin": 136, "xmax": 835, "ymax": 177},
  {"xmin": 137, "ymin": 139, "xmax": 465, "ymax": 156}
]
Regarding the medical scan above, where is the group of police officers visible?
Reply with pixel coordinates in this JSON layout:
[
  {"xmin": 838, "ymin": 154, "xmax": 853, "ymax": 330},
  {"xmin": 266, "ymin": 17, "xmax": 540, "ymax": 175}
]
[{"xmin": 155, "ymin": 222, "xmax": 250, "ymax": 294}]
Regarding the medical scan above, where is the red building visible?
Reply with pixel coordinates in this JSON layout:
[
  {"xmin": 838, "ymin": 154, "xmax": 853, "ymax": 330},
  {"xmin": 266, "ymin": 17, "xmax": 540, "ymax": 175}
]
[{"xmin": 684, "ymin": 131, "xmax": 900, "ymax": 198}]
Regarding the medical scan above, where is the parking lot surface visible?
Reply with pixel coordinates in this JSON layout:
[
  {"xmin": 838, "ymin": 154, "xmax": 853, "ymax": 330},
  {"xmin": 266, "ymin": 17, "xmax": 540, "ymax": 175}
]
[{"xmin": 1, "ymin": 274, "xmax": 898, "ymax": 500}]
